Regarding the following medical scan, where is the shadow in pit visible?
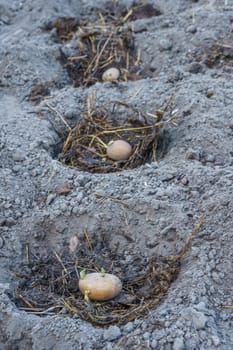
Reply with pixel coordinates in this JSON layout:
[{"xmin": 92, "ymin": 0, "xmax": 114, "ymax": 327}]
[{"xmin": 13, "ymin": 215, "xmax": 203, "ymax": 327}]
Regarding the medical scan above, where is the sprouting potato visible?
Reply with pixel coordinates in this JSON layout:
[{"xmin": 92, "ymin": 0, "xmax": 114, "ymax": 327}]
[{"xmin": 79, "ymin": 272, "xmax": 122, "ymax": 301}]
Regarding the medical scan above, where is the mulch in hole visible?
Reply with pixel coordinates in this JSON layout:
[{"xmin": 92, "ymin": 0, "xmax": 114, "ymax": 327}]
[
  {"xmin": 58, "ymin": 24, "xmax": 141, "ymax": 87},
  {"xmin": 29, "ymin": 2, "xmax": 161, "ymax": 103},
  {"xmin": 58, "ymin": 93, "xmax": 179, "ymax": 173},
  {"xmin": 13, "ymin": 215, "xmax": 204, "ymax": 326},
  {"xmin": 190, "ymin": 40, "xmax": 233, "ymax": 68},
  {"xmin": 42, "ymin": 2, "xmax": 161, "ymax": 87},
  {"xmin": 43, "ymin": 2, "xmax": 161, "ymax": 42}
]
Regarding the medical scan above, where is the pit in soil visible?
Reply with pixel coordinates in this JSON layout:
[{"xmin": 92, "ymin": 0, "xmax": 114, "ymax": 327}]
[
  {"xmin": 42, "ymin": 2, "xmax": 161, "ymax": 88},
  {"xmin": 58, "ymin": 94, "xmax": 178, "ymax": 173},
  {"xmin": 13, "ymin": 216, "xmax": 203, "ymax": 326},
  {"xmin": 28, "ymin": 2, "xmax": 161, "ymax": 102},
  {"xmin": 58, "ymin": 23, "xmax": 141, "ymax": 87}
]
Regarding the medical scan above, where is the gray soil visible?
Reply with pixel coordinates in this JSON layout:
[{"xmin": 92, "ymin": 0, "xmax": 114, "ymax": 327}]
[{"xmin": 1, "ymin": 0, "xmax": 233, "ymax": 349}]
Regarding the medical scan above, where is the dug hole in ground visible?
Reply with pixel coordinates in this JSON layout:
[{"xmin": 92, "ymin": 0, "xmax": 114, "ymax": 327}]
[{"xmin": 0, "ymin": 0, "xmax": 233, "ymax": 349}]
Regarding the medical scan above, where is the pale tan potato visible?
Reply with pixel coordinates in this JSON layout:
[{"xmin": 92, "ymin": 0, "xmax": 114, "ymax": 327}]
[
  {"xmin": 102, "ymin": 67, "xmax": 120, "ymax": 82},
  {"xmin": 79, "ymin": 272, "xmax": 122, "ymax": 301},
  {"xmin": 106, "ymin": 140, "xmax": 132, "ymax": 161}
]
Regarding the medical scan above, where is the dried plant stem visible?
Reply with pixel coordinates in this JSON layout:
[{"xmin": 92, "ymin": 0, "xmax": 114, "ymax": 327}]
[{"xmin": 45, "ymin": 102, "xmax": 71, "ymax": 131}]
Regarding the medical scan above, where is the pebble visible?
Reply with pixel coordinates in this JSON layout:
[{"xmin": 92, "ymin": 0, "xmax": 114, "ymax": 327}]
[
  {"xmin": 158, "ymin": 39, "xmax": 173, "ymax": 51},
  {"xmin": 103, "ymin": 326, "xmax": 121, "ymax": 341},
  {"xmin": 1, "ymin": 15, "xmax": 11, "ymax": 25},
  {"xmin": 175, "ymin": 298, "xmax": 183, "ymax": 304},
  {"xmin": 105, "ymin": 343, "xmax": 113, "ymax": 350},
  {"xmin": 186, "ymin": 25, "xmax": 197, "ymax": 33},
  {"xmin": 214, "ymin": 156, "xmax": 224, "ymax": 166},
  {"xmin": 211, "ymin": 335, "xmax": 220, "ymax": 346},
  {"xmin": 131, "ymin": 21, "xmax": 147, "ymax": 33},
  {"xmin": 212, "ymin": 271, "xmax": 223, "ymax": 283},
  {"xmin": 64, "ymin": 109, "xmax": 76, "ymax": 120},
  {"xmin": 173, "ymin": 337, "xmax": 184, "ymax": 350},
  {"xmin": 185, "ymin": 149, "xmax": 200, "ymax": 161},
  {"xmin": 12, "ymin": 165, "xmax": 21, "ymax": 173},
  {"xmin": 191, "ymin": 310, "xmax": 208, "ymax": 330},
  {"xmin": 151, "ymin": 339, "xmax": 158, "ymax": 349},
  {"xmin": 72, "ymin": 206, "xmax": 80, "ymax": 214},
  {"xmin": 123, "ymin": 322, "xmax": 134, "ymax": 333},
  {"xmin": 59, "ymin": 202, "xmax": 69, "ymax": 212},
  {"xmin": 0, "ymin": 283, "xmax": 10, "ymax": 293},
  {"xmin": 143, "ymin": 332, "xmax": 150, "ymax": 340},
  {"xmin": 5, "ymin": 218, "xmax": 16, "ymax": 227},
  {"xmin": 46, "ymin": 193, "xmax": 56, "ymax": 205},
  {"xmin": 4, "ymin": 202, "xmax": 12, "ymax": 209},
  {"xmin": 187, "ymin": 62, "xmax": 203, "ymax": 74},
  {"xmin": 12, "ymin": 150, "xmax": 26, "ymax": 162}
]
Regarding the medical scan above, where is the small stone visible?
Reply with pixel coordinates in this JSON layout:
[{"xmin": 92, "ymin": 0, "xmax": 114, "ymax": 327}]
[
  {"xmin": 175, "ymin": 298, "xmax": 183, "ymax": 304},
  {"xmin": 211, "ymin": 271, "xmax": 221, "ymax": 283},
  {"xmin": 103, "ymin": 326, "xmax": 121, "ymax": 341},
  {"xmin": 4, "ymin": 202, "xmax": 12, "ymax": 209},
  {"xmin": 0, "ymin": 217, "xmax": 5, "ymax": 226},
  {"xmin": 0, "ymin": 237, "xmax": 4, "ymax": 248},
  {"xmin": 191, "ymin": 310, "xmax": 208, "ymax": 330},
  {"xmin": 105, "ymin": 343, "xmax": 113, "ymax": 350},
  {"xmin": 173, "ymin": 337, "xmax": 184, "ymax": 350},
  {"xmin": 205, "ymin": 154, "xmax": 215, "ymax": 163},
  {"xmin": 14, "ymin": 198, "xmax": 21, "ymax": 205},
  {"xmin": 46, "ymin": 194, "xmax": 56, "ymax": 205},
  {"xmin": 12, "ymin": 150, "xmax": 26, "ymax": 162},
  {"xmin": 187, "ymin": 62, "xmax": 203, "ymax": 74},
  {"xmin": 54, "ymin": 182, "xmax": 73, "ymax": 195},
  {"xmin": 214, "ymin": 156, "xmax": 224, "ymax": 166},
  {"xmin": 180, "ymin": 177, "xmax": 189, "ymax": 186},
  {"xmin": 59, "ymin": 202, "xmax": 69, "ymax": 212},
  {"xmin": 143, "ymin": 332, "xmax": 150, "ymax": 340},
  {"xmin": 64, "ymin": 109, "xmax": 76, "ymax": 120},
  {"xmin": 161, "ymin": 20, "xmax": 172, "ymax": 28},
  {"xmin": 211, "ymin": 335, "xmax": 220, "ymax": 346},
  {"xmin": 5, "ymin": 218, "xmax": 16, "ymax": 227},
  {"xmin": 185, "ymin": 150, "xmax": 200, "ymax": 161},
  {"xmin": 0, "ymin": 283, "xmax": 11, "ymax": 293},
  {"xmin": 12, "ymin": 165, "xmax": 20, "ymax": 173},
  {"xmin": 151, "ymin": 339, "xmax": 158, "ymax": 349},
  {"xmin": 72, "ymin": 206, "xmax": 79, "ymax": 214},
  {"xmin": 186, "ymin": 25, "xmax": 197, "ymax": 33},
  {"xmin": 131, "ymin": 21, "xmax": 147, "ymax": 33},
  {"xmin": 69, "ymin": 235, "xmax": 79, "ymax": 253},
  {"xmin": 159, "ymin": 39, "xmax": 173, "ymax": 51},
  {"xmin": 123, "ymin": 322, "xmax": 134, "ymax": 333},
  {"xmin": 122, "ymin": 194, "xmax": 131, "ymax": 200},
  {"xmin": 206, "ymin": 90, "xmax": 214, "ymax": 98}
]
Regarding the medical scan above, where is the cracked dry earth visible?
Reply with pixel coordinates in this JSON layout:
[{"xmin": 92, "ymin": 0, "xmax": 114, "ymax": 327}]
[{"xmin": 1, "ymin": 0, "xmax": 233, "ymax": 349}]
